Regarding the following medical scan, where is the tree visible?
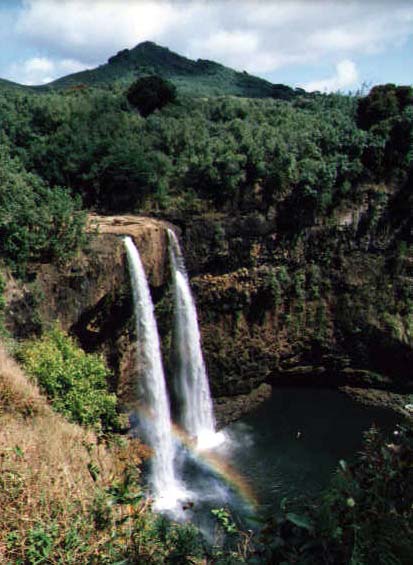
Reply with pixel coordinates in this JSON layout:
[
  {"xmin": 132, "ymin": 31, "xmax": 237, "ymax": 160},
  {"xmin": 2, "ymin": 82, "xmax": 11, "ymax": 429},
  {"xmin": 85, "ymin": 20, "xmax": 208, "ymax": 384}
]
[
  {"xmin": 0, "ymin": 148, "xmax": 86, "ymax": 274},
  {"xmin": 357, "ymin": 84, "xmax": 413, "ymax": 130},
  {"xmin": 126, "ymin": 75, "xmax": 177, "ymax": 117}
]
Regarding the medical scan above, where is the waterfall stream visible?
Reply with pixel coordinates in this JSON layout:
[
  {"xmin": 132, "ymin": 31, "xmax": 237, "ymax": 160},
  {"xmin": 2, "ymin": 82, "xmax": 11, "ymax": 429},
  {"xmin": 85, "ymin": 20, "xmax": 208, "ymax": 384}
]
[
  {"xmin": 168, "ymin": 229, "xmax": 225, "ymax": 450},
  {"xmin": 124, "ymin": 236, "xmax": 187, "ymax": 510}
]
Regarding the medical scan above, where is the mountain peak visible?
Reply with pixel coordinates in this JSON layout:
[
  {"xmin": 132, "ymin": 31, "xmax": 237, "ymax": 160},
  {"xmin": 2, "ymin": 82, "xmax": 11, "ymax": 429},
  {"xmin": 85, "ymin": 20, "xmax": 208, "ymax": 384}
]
[
  {"xmin": 1, "ymin": 41, "xmax": 300, "ymax": 100},
  {"xmin": 134, "ymin": 40, "xmax": 162, "ymax": 50},
  {"xmin": 107, "ymin": 41, "xmax": 166, "ymax": 64}
]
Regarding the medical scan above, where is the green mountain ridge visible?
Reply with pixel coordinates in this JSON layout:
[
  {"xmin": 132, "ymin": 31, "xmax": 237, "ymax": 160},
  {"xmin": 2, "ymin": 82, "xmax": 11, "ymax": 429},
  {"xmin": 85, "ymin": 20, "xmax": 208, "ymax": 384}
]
[
  {"xmin": 0, "ymin": 41, "xmax": 302, "ymax": 99},
  {"xmin": 0, "ymin": 77, "xmax": 31, "ymax": 91}
]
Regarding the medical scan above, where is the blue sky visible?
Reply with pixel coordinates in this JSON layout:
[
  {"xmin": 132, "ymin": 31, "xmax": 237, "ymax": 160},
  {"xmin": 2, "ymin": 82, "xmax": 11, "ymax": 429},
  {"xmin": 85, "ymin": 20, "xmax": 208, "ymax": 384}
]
[{"xmin": 0, "ymin": 0, "xmax": 411, "ymax": 91}]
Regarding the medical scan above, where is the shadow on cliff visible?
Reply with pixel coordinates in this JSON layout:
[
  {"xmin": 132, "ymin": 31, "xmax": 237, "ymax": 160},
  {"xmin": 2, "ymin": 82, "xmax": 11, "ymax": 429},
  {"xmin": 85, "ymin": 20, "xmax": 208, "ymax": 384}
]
[
  {"xmin": 342, "ymin": 323, "xmax": 413, "ymax": 391},
  {"xmin": 71, "ymin": 289, "xmax": 134, "ymax": 392}
]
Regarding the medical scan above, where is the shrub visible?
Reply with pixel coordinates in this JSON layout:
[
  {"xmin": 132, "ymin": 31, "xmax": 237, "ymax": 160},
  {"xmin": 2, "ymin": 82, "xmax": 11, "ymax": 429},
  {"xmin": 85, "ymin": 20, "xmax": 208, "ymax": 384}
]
[
  {"xmin": 357, "ymin": 84, "xmax": 413, "ymax": 130},
  {"xmin": 256, "ymin": 425, "xmax": 413, "ymax": 565},
  {"xmin": 18, "ymin": 328, "xmax": 118, "ymax": 431}
]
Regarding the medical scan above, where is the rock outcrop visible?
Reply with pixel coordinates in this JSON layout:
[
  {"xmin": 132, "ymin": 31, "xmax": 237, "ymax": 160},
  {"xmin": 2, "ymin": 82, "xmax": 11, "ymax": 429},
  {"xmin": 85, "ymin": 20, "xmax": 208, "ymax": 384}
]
[{"xmin": 88, "ymin": 214, "xmax": 175, "ymax": 287}]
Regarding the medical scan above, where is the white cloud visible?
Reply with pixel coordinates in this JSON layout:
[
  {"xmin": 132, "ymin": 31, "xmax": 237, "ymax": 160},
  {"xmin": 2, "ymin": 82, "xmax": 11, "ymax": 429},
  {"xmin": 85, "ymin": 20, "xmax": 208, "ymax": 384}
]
[
  {"xmin": 185, "ymin": 1, "xmax": 413, "ymax": 70},
  {"xmin": 16, "ymin": 0, "xmax": 192, "ymax": 63},
  {"xmin": 304, "ymin": 60, "xmax": 359, "ymax": 92},
  {"xmin": 192, "ymin": 30, "xmax": 260, "ymax": 71},
  {"xmin": 7, "ymin": 56, "xmax": 87, "ymax": 85},
  {"xmin": 202, "ymin": 31, "xmax": 259, "ymax": 58},
  {"xmin": 5, "ymin": 1, "xmax": 413, "ymax": 84}
]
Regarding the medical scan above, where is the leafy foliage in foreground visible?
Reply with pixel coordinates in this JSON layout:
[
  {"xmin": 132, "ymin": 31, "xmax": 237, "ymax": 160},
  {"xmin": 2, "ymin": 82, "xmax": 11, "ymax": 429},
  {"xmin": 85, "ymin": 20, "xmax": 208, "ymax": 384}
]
[
  {"xmin": 254, "ymin": 425, "xmax": 413, "ymax": 565},
  {"xmin": 18, "ymin": 328, "xmax": 119, "ymax": 431}
]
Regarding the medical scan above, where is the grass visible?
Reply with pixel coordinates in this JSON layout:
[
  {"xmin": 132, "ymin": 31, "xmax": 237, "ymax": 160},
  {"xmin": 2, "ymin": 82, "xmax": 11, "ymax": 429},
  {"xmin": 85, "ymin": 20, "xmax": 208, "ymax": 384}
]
[
  {"xmin": 0, "ymin": 344, "xmax": 214, "ymax": 564},
  {"xmin": 0, "ymin": 344, "xmax": 45, "ymax": 417},
  {"xmin": 0, "ymin": 344, "xmax": 148, "ymax": 563}
]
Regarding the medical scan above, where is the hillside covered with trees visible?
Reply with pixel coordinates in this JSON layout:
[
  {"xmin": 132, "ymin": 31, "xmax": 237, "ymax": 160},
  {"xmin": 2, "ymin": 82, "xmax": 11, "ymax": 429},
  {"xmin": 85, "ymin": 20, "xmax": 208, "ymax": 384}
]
[{"xmin": 0, "ymin": 41, "xmax": 302, "ymax": 100}]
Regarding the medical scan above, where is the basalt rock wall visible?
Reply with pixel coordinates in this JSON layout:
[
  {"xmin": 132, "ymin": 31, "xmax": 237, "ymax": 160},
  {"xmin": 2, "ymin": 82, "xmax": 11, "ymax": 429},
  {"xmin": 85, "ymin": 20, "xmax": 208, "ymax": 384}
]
[
  {"xmin": 175, "ymin": 207, "xmax": 413, "ymax": 397},
  {"xmin": 5, "ymin": 205, "xmax": 413, "ymax": 421}
]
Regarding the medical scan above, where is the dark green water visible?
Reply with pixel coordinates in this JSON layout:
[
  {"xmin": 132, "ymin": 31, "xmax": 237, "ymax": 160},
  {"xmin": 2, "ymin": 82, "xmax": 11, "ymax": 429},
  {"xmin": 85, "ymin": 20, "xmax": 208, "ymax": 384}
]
[
  {"xmin": 219, "ymin": 387, "xmax": 399, "ymax": 513},
  {"xmin": 179, "ymin": 386, "xmax": 399, "ymax": 531}
]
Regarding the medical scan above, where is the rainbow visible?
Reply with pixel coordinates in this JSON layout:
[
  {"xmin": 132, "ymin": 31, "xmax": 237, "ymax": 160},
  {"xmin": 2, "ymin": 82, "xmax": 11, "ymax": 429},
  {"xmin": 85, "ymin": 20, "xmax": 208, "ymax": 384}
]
[
  {"xmin": 132, "ymin": 403, "xmax": 259, "ymax": 509},
  {"xmin": 171, "ymin": 423, "xmax": 259, "ymax": 509}
]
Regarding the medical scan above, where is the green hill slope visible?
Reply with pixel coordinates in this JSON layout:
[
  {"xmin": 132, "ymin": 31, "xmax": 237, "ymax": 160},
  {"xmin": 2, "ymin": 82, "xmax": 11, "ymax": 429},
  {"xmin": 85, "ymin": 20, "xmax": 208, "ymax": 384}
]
[
  {"xmin": 0, "ymin": 41, "xmax": 300, "ymax": 99},
  {"xmin": 0, "ymin": 77, "xmax": 33, "ymax": 92},
  {"xmin": 49, "ymin": 41, "xmax": 288, "ymax": 97}
]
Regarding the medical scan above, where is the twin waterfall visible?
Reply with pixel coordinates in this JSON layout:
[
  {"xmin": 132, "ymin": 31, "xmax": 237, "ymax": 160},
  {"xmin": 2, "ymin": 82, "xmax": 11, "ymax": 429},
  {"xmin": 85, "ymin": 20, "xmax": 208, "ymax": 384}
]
[
  {"xmin": 124, "ymin": 231, "xmax": 222, "ymax": 510},
  {"xmin": 124, "ymin": 237, "xmax": 185, "ymax": 509}
]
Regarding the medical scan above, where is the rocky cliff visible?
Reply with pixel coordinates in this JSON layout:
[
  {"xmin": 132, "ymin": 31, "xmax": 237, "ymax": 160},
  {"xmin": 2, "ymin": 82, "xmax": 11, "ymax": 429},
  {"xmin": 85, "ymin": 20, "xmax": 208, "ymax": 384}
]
[
  {"xmin": 4, "ymin": 202, "xmax": 413, "ymax": 423},
  {"xmin": 173, "ymin": 199, "xmax": 413, "ymax": 400}
]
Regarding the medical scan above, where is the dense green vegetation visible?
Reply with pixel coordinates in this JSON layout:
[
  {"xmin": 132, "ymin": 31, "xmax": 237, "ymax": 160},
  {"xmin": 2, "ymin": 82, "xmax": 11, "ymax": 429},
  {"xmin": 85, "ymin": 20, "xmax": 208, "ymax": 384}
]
[
  {"xmin": 18, "ymin": 328, "xmax": 119, "ymax": 431},
  {"xmin": 1, "ymin": 80, "xmax": 410, "ymax": 223},
  {"xmin": 0, "ymin": 148, "xmax": 86, "ymax": 275}
]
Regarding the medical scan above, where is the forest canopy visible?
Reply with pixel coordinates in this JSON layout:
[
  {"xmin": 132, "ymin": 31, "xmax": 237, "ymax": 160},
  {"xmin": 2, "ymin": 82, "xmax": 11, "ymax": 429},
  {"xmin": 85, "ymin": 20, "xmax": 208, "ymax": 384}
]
[{"xmin": 0, "ymin": 82, "xmax": 411, "ymax": 272}]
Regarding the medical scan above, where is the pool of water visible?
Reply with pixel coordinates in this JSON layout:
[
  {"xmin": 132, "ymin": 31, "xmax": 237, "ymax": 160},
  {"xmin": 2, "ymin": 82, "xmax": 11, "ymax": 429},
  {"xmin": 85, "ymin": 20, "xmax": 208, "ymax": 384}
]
[{"xmin": 176, "ymin": 386, "xmax": 399, "ymax": 533}]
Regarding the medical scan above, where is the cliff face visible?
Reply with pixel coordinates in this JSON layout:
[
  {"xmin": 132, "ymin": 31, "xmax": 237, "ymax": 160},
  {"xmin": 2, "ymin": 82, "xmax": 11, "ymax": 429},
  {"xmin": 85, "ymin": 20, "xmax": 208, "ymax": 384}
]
[
  {"xmin": 3, "ymin": 212, "xmax": 280, "ymax": 419},
  {"xmin": 4, "ymin": 215, "xmax": 173, "ymax": 408},
  {"xmin": 175, "ymin": 201, "xmax": 413, "ymax": 396},
  {"xmin": 5, "ymin": 200, "xmax": 413, "ymax": 420}
]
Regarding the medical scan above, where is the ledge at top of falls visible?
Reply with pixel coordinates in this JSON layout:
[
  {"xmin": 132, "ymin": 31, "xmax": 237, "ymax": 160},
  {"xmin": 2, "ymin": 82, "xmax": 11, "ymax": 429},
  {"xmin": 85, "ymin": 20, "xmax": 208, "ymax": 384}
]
[
  {"xmin": 88, "ymin": 213, "xmax": 174, "ymax": 237},
  {"xmin": 88, "ymin": 214, "xmax": 178, "ymax": 288},
  {"xmin": 4, "ymin": 214, "xmax": 178, "ymax": 340}
]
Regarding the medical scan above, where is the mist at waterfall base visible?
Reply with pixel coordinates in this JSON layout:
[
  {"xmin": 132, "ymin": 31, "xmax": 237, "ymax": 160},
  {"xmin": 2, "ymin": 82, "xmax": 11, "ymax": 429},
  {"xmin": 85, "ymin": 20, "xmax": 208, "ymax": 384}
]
[
  {"xmin": 130, "ymin": 386, "xmax": 399, "ymax": 538},
  {"xmin": 166, "ymin": 387, "xmax": 399, "ymax": 535}
]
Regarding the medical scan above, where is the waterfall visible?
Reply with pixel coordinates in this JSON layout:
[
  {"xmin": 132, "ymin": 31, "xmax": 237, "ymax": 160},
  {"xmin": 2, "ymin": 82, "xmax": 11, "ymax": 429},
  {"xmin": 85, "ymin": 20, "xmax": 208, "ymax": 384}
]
[
  {"xmin": 124, "ymin": 236, "xmax": 186, "ymax": 510},
  {"xmin": 168, "ymin": 229, "xmax": 225, "ymax": 450}
]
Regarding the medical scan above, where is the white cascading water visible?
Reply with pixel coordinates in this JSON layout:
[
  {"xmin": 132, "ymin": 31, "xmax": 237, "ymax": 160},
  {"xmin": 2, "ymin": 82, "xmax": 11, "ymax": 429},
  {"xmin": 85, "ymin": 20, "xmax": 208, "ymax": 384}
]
[
  {"xmin": 124, "ymin": 236, "xmax": 187, "ymax": 510},
  {"xmin": 168, "ymin": 229, "xmax": 225, "ymax": 450}
]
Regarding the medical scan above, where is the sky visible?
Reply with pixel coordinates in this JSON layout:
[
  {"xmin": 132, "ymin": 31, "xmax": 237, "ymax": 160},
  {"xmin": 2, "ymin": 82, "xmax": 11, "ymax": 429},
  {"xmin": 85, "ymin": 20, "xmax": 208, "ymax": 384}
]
[{"xmin": 0, "ymin": 0, "xmax": 411, "ymax": 92}]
